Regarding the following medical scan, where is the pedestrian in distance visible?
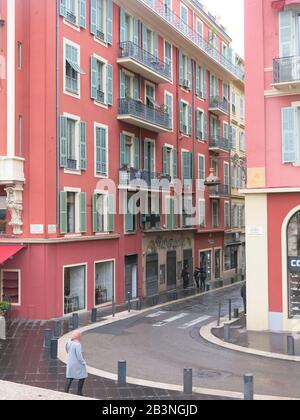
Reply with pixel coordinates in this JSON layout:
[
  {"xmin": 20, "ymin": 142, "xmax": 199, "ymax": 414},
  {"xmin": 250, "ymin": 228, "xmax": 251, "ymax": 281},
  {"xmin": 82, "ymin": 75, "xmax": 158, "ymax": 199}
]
[
  {"xmin": 241, "ymin": 283, "xmax": 247, "ymax": 315},
  {"xmin": 200, "ymin": 264, "xmax": 207, "ymax": 291},
  {"xmin": 65, "ymin": 330, "xmax": 88, "ymax": 396},
  {"xmin": 193, "ymin": 267, "xmax": 201, "ymax": 289},
  {"xmin": 182, "ymin": 264, "xmax": 190, "ymax": 289}
]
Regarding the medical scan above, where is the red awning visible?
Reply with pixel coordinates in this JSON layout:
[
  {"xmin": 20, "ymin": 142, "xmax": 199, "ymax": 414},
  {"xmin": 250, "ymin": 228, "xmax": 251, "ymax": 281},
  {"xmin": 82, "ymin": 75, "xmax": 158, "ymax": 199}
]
[
  {"xmin": 0, "ymin": 245, "xmax": 24, "ymax": 265},
  {"xmin": 272, "ymin": 0, "xmax": 300, "ymax": 10}
]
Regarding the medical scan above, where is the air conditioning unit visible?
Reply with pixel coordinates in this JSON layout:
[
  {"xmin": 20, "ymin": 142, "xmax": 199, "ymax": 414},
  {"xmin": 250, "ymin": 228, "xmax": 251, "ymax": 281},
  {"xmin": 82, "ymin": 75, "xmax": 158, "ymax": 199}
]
[{"xmin": 183, "ymin": 79, "xmax": 191, "ymax": 89}]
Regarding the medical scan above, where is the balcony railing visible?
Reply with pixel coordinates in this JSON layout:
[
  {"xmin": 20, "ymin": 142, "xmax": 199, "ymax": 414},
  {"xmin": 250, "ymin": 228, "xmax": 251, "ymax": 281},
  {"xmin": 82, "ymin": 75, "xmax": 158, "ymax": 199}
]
[
  {"xmin": 209, "ymin": 184, "xmax": 230, "ymax": 198},
  {"xmin": 273, "ymin": 56, "xmax": 300, "ymax": 84},
  {"xmin": 209, "ymin": 96, "xmax": 229, "ymax": 114},
  {"xmin": 209, "ymin": 135, "xmax": 231, "ymax": 151},
  {"xmin": 118, "ymin": 98, "xmax": 170, "ymax": 130},
  {"xmin": 140, "ymin": 0, "xmax": 244, "ymax": 81},
  {"xmin": 141, "ymin": 214, "xmax": 161, "ymax": 230},
  {"xmin": 96, "ymin": 90, "xmax": 105, "ymax": 104},
  {"xmin": 67, "ymin": 159, "xmax": 77, "ymax": 170},
  {"xmin": 119, "ymin": 168, "xmax": 171, "ymax": 188},
  {"xmin": 119, "ymin": 41, "xmax": 171, "ymax": 80}
]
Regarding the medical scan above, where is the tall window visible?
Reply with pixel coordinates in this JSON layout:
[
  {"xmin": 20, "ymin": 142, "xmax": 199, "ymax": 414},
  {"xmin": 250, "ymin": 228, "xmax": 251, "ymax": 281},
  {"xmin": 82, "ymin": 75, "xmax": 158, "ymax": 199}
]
[{"xmin": 64, "ymin": 265, "xmax": 86, "ymax": 314}]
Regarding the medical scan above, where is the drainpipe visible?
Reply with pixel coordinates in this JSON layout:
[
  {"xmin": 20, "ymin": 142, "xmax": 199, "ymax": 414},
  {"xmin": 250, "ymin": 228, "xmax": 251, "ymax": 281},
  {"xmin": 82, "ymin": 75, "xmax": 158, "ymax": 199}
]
[{"xmin": 56, "ymin": 0, "xmax": 60, "ymax": 226}]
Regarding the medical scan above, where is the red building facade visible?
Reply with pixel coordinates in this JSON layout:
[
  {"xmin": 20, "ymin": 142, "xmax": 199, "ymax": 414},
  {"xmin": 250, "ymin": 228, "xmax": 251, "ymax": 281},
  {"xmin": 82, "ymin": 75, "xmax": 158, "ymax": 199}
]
[{"xmin": 0, "ymin": 0, "xmax": 244, "ymax": 320}]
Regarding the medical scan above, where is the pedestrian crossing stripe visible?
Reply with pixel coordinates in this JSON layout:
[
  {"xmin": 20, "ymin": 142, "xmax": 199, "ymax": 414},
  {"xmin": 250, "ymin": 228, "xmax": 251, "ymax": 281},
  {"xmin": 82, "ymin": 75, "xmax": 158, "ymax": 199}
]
[
  {"xmin": 152, "ymin": 313, "xmax": 189, "ymax": 327},
  {"xmin": 178, "ymin": 316, "xmax": 211, "ymax": 329},
  {"xmin": 146, "ymin": 311, "xmax": 167, "ymax": 318}
]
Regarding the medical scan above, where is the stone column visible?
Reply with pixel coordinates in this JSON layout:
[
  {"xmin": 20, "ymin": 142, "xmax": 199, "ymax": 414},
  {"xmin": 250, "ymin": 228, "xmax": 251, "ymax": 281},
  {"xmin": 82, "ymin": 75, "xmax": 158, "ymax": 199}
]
[{"xmin": 5, "ymin": 184, "xmax": 23, "ymax": 235}]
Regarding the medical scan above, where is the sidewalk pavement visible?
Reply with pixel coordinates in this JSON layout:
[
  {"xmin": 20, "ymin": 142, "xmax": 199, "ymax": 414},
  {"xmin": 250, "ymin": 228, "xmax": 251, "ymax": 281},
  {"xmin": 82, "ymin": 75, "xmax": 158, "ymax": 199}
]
[{"xmin": 0, "ymin": 284, "xmax": 239, "ymax": 400}]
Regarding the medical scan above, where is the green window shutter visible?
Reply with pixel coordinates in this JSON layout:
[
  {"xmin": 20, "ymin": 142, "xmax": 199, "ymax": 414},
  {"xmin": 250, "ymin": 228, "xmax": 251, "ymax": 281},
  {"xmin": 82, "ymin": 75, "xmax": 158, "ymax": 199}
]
[
  {"xmin": 96, "ymin": 127, "xmax": 107, "ymax": 175},
  {"xmin": 107, "ymin": 193, "xmax": 115, "ymax": 232},
  {"xmin": 282, "ymin": 107, "xmax": 297, "ymax": 163},
  {"xmin": 196, "ymin": 110, "xmax": 201, "ymax": 139},
  {"xmin": 133, "ymin": 77, "xmax": 140, "ymax": 100},
  {"xmin": 216, "ymin": 78, "xmax": 220, "ymax": 97},
  {"xmin": 133, "ymin": 17, "xmax": 139, "ymax": 45},
  {"xmin": 120, "ymin": 70, "xmax": 125, "ymax": 99},
  {"xmin": 166, "ymin": 198, "xmax": 172, "ymax": 229},
  {"xmin": 91, "ymin": 56, "xmax": 98, "ymax": 100},
  {"xmin": 90, "ymin": 0, "xmax": 97, "ymax": 35},
  {"xmin": 203, "ymin": 65, "xmax": 207, "ymax": 99},
  {"xmin": 144, "ymin": 141, "xmax": 149, "ymax": 171},
  {"xmin": 187, "ymin": 58, "xmax": 192, "ymax": 89},
  {"xmin": 142, "ymin": 24, "xmax": 147, "ymax": 51},
  {"xmin": 150, "ymin": 142, "xmax": 155, "ymax": 173},
  {"xmin": 120, "ymin": 8, "xmax": 126, "ymax": 43},
  {"xmin": 120, "ymin": 133, "xmax": 126, "ymax": 167},
  {"xmin": 210, "ymin": 74, "xmax": 213, "ymax": 97},
  {"xmin": 173, "ymin": 148, "xmax": 177, "ymax": 179},
  {"xmin": 79, "ymin": 0, "xmax": 86, "ymax": 28},
  {"xmin": 60, "ymin": 0, "xmax": 67, "ymax": 17},
  {"xmin": 134, "ymin": 137, "xmax": 140, "ymax": 169},
  {"xmin": 188, "ymin": 105, "xmax": 192, "ymax": 136},
  {"xmin": 106, "ymin": 64, "xmax": 113, "ymax": 106},
  {"xmin": 125, "ymin": 197, "xmax": 134, "ymax": 232},
  {"xmin": 106, "ymin": 0, "xmax": 113, "ymax": 45},
  {"xmin": 80, "ymin": 121, "xmax": 87, "ymax": 171},
  {"xmin": 204, "ymin": 112, "xmax": 208, "ymax": 140},
  {"xmin": 60, "ymin": 116, "xmax": 67, "ymax": 168},
  {"xmin": 153, "ymin": 32, "xmax": 159, "ymax": 58},
  {"xmin": 165, "ymin": 93, "xmax": 173, "ymax": 129},
  {"xmin": 60, "ymin": 191, "xmax": 68, "ymax": 234},
  {"xmin": 279, "ymin": 11, "xmax": 295, "ymax": 58},
  {"xmin": 224, "ymin": 124, "xmax": 229, "ymax": 140},
  {"xmin": 163, "ymin": 146, "xmax": 168, "ymax": 175},
  {"xmin": 92, "ymin": 194, "xmax": 98, "ymax": 233},
  {"xmin": 179, "ymin": 50, "xmax": 184, "ymax": 85},
  {"xmin": 80, "ymin": 192, "xmax": 87, "ymax": 233},
  {"xmin": 217, "ymin": 119, "xmax": 221, "ymax": 139},
  {"xmin": 195, "ymin": 65, "xmax": 200, "ymax": 97},
  {"xmin": 179, "ymin": 101, "xmax": 184, "ymax": 133}
]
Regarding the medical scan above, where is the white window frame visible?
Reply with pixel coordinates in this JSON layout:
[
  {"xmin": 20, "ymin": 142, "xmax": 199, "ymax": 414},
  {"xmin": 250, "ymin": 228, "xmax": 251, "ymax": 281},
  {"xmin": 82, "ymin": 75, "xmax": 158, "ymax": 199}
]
[
  {"xmin": 63, "ymin": 112, "xmax": 81, "ymax": 174},
  {"xmin": 164, "ymin": 142, "xmax": 175, "ymax": 179},
  {"xmin": 1, "ymin": 269, "xmax": 21, "ymax": 306},
  {"xmin": 212, "ymin": 200, "xmax": 219, "ymax": 228},
  {"xmin": 63, "ymin": 38, "xmax": 81, "ymax": 99},
  {"xmin": 164, "ymin": 90, "xmax": 174, "ymax": 130},
  {"xmin": 123, "ymin": 69, "xmax": 135, "ymax": 99},
  {"xmin": 63, "ymin": 186, "xmax": 82, "ymax": 235},
  {"xmin": 164, "ymin": 40, "xmax": 173, "ymax": 81},
  {"xmin": 122, "ymin": 130, "xmax": 136, "ymax": 168},
  {"xmin": 144, "ymin": 137, "xmax": 156, "ymax": 172},
  {"xmin": 94, "ymin": 189, "xmax": 110, "ymax": 233},
  {"xmin": 94, "ymin": 122, "xmax": 109, "ymax": 178},
  {"xmin": 198, "ymin": 198, "xmax": 206, "ymax": 228},
  {"xmin": 62, "ymin": 263, "xmax": 88, "ymax": 316},
  {"xmin": 63, "ymin": 0, "xmax": 81, "ymax": 30},
  {"xmin": 92, "ymin": 53, "xmax": 108, "ymax": 109},
  {"xmin": 94, "ymin": 259, "xmax": 116, "ymax": 308},
  {"xmin": 196, "ymin": 107, "xmax": 205, "ymax": 141}
]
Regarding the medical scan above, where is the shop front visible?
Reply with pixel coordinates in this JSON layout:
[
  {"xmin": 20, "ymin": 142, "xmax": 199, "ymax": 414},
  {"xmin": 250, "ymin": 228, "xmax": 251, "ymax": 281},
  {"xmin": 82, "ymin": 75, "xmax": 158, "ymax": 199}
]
[{"xmin": 142, "ymin": 232, "xmax": 195, "ymax": 297}]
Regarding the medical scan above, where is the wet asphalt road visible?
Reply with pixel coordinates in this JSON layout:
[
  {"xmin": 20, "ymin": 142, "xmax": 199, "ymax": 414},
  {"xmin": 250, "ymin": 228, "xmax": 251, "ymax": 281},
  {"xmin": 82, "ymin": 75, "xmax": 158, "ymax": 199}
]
[{"xmin": 82, "ymin": 285, "xmax": 300, "ymax": 399}]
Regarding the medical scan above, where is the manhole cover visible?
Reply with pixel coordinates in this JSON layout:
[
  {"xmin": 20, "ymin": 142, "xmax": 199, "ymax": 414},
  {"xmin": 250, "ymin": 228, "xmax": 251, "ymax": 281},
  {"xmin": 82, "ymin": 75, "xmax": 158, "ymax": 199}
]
[{"xmin": 195, "ymin": 369, "xmax": 232, "ymax": 379}]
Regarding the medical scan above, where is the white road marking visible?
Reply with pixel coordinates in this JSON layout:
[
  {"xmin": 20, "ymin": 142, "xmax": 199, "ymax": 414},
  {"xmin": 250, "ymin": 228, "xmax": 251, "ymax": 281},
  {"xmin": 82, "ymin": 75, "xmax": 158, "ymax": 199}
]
[
  {"xmin": 178, "ymin": 316, "xmax": 211, "ymax": 329},
  {"xmin": 152, "ymin": 313, "xmax": 189, "ymax": 327},
  {"xmin": 146, "ymin": 311, "xmax": 167, "ymax": 318}
]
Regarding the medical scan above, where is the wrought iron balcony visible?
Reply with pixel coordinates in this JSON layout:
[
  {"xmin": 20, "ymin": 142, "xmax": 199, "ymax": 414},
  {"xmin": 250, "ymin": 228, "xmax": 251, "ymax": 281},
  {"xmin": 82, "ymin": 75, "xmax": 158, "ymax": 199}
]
[
  {"xmin": 209, "ymin": 184, "xmax": 230, "ymax": 199},
  {"xmin": 141, "ymin": 214, "xmax": 161, "ymax": 230},
  {"xmin": 119, "ymin": 168, "xmax": 172, "ymax": 189},
  {"xmin": 118, "ymin": 41, "xmax": 172, "ymax": 84},
  {"xmin": 273, "ymin": 56, "xmax": 300, "ymax": 91},
  {"xmin": 67, "ymin": 159, "xmax": 77, "ymax": 170},
  {"xmin": 209, "ymin": 96, "xmax": 229, "ymax": 116},
  {"xmin": 65, "ymin": 10, "xmax": 77, "ymax": 25},
  {"xmin": 138, "ymin": 0, "xmax": 244, "ymax": 81},
  {"xmin": 118, "ymin": 98, "xmax": 171, "ymax": 133},
  {"xmin": 209, "ymin": 136, "xmax": 231, "ymax": 152},
  {"xmin": 96, "ymin": 90, "xmax": 105, "ymax": 104}
]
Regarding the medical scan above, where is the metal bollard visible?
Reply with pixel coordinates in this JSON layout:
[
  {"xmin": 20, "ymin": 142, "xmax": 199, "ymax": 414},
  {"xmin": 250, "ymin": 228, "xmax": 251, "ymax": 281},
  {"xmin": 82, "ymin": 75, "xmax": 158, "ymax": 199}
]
[
  {"xmin": 183, "ymin": 368, "xmax": 193, "ymax": 395},
  {"xmin": 244, "ymin": 374, "xmax": 254, "ymax": 400},
  {"xmin": 287, "ymin": 335, "xmax": 295, "ymax": 356},
  {"xmin": 206, "ymin": 284, "xmax": 211, "ymax": 292},
  {"xmin": 229, "ymin": 299, "xmax": 232, "ymax": 321},
  {"xmin": 217, "ymin": 303, "xmax": 222, "ymax": 327},
  {"xmin": 127, "ymin": 292, "xmax": 131, "ymax": 313},
  {"xmin": 234, "ymin": 308, "xmax": 239, "ymax": 319},
  {"xmin": 118, "ymin": 360, "xmax": 127, "ymax": 386},
  {"xmin": 224, "ymin": 323, "xmax": 231, "ymax": 341},
  {"xmin": 50, "ymin": 339, "xmax": 58, "ymax": 360},
  {"xmin": 91, "ymin": 308, "xmax": 97, "ymax": 323},
  {"xmin": 112, "ymin": 300, "xmax": 116, "ymax": 318},
  {"xmin": 72, "ymin": 313, "xmax": 79, "ymax": 330},
  {"xmin": 44, "ymin": 329, "xmax": 52, "ymax": 349},
  {"xmin": 53, "ymin": 321, "xmax": 60, "ymax": 338}
]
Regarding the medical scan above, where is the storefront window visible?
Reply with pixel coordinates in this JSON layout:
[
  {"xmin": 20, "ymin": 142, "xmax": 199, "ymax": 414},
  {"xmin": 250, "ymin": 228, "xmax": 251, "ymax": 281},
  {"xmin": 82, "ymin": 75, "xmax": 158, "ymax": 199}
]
[
  {"xmin": 64, "ymin": 265, "xmax": 86, "ymax": 314},
  {"xmin": 95, "ymin": 261, "xmax": 114, "ymax": 306},
  {"xmin": 1, "ymin": 270, "xmax": 20, "ymax": 304},
  {"xmin": 224, "ymin": 246, "xmax": 238, "ymax": 272},
  {"xmin": 287, "ymin": 211, "xmax": 300, "ymax": 318}
]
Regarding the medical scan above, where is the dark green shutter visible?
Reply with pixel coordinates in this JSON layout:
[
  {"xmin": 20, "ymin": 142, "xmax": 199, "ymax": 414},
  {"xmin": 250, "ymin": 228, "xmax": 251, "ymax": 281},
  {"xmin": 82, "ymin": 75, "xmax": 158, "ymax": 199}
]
[
  {"xmin": 134, "ymin": 137, "xmax": 140, "ymax": 169},
  {"xmin": 107, "ymin": 193, "xmax": 115, "ymax": 232},
  {"xmin": 80, "ymin": 192, "xmax": 87, "ymax": 233},
  {"xmin": 173, "ymin": 149, "xmax": 177, "ymax": 179},
  {"xmin": 60, "ymin": 116, "xmax": 67, "ymax": 168},
  {"xmin": 163, "ymin": 146, "xmax": 168, "ymax": 175},
  {"xmin": 188, "ymin": 105, "xmax": 192, "ymax": 136},
  {"xmin": 92, "ymin": 194, "xmax": 98, "ymax": 233},
  {"xmin": 120, "ymin": 133, "xmax": 126, "ymax": 168},
  {"xmin": 179, "ymin": 50, "xmax": 184, "ymax": 85}
]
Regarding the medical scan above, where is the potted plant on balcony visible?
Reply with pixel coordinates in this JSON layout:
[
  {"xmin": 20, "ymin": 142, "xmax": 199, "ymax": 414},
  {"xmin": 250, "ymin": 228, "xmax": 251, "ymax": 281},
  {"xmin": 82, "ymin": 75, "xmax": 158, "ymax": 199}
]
[{"xmin": 0, "ymin": 302, "xmax": 10, "ymax": 340}]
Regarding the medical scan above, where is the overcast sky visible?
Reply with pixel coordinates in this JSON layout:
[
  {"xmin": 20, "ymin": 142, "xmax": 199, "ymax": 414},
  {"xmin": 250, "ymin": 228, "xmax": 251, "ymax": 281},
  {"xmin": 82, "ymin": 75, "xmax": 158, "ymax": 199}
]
[{"xmin": 203, "ymin": 0, "xmax": 245, "ymax": 57}]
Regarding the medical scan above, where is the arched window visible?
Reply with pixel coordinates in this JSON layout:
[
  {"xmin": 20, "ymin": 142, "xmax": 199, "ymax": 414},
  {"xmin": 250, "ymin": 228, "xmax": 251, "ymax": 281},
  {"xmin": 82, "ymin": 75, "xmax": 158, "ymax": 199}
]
[{"xmin": 287, "ymin": 211, "xmax": 300, "ymax": 319}]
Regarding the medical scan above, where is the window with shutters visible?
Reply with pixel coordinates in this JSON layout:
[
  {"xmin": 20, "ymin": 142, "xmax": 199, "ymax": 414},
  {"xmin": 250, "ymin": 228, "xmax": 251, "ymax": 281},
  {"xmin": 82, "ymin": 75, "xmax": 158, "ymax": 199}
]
[
  {"xmin": 212, "ymin": 200, "xmax": 219, "ymax": 228},
  {"xmin": 163, "ymin": 145, "xmax": 177, "ymax": 180},
  {"xmin": 60, "ymin": 190, "xmax": 86, "ymax": 235},
  {"xmin": 240, "ymin": 96, "xmax": 245, "ymax": 121},
  {"xmin": 210, "ymin": 74, "xmax": 219, "ymax": 97},
  {"xmin": 240, "ymin": 131, "xmax": 245, "ymax": 152},
  {"xmin": 198, "ymin": 154, "xmax": 205, "ymax": 190},
  {"xmin": 198, "ymin": 199, "xmax": 206, "ymax": 228},
  {"xmin": 95, "ymin": 124, "xmax": 108, "ymax": 177},
  {"xmin": 196, "ymin": 109, "xmax": 205, "ymax": 140},
  {"xmin": 91, "ymin": 55, "xmax": 110, "ymax": 105},
  {"xmin": 179, "ymin": 51, "xmax": 191, "ymax": 89},
  {"xmin": 164, "ymin": 41, "xmax": 173, "ymax": 79},
  {"xmin": 60, "ymin": 115, "xmax": 86, "ymax": 172},
  {"xmin": 165, "ymin": 196, "xmax": 177, "ymax": 230},
  {"xmin": 281, "ymin": 106, "xmax": 300, "ymax": 165},
  {"xmin": 195, "ymin": 64, "xmax": 206, "ymax": 99},
  {"xmin": 180, "ymin": 3, "xmax": 188, "ymax": 25},
  {"xmin": 125, "ymin": 191, "xmax": 137, "ymax": 233},
  {"xmin": 92, "ymin": 192, "xmax": 114, "ymax": 233},
  {"xmin": 231, "ymin": 126, "xmax": 237, "ymax": 149},
  {"xmin": 182, "ymin": 195, "xmax": 193, "ymax": 227},
  {"xmin": 232, "ymin": 90, "xmax": 236, "ymax": 115},
  {"xmin": 224, "ymin": 201, "xmax": 230, "ymax": 229},
  {"xmin": 64, "ymin": 40, "xmax": 84, "ymax": 97},
  {"xmin": 224, "ymin": 162, "xmax": 230, "ymax": 190},
  {"xmin": 90, "ymin": 0, "xmax": 113, "ymax": 44},
  {"xmin": 180, "ymin": 101, "xmax": 192, "ymax": 136},
  {"xmin": 164, "ymin": 91, "xmax": 173, "ymax": 130},
  {"xmin": 182, "ymin": 150, "xmax": 193, "ymax": 183},
  {"xmin": 120, "ymin": 132, "xmax": 140, "ymax": 170},
  {"xmin": 60, "ymin": 0, "xmax": 86, "ymax": 28}
]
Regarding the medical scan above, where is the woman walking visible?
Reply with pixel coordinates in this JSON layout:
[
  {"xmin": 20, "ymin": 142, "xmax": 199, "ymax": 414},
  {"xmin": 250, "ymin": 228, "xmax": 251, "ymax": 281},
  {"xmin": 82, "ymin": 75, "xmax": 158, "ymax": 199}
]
[{"xmin": 65, "ymin": 330, "xmax": 88, "ymax": 396}]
